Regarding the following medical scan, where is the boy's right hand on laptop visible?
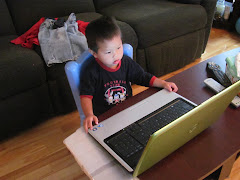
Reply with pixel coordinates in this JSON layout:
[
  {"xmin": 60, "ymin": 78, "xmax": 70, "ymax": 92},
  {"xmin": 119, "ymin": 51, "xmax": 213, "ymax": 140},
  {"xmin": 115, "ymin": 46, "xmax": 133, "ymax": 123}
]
[{"xmin": 84, "ymin": 114, "xmax": 99, "ymax": 133}]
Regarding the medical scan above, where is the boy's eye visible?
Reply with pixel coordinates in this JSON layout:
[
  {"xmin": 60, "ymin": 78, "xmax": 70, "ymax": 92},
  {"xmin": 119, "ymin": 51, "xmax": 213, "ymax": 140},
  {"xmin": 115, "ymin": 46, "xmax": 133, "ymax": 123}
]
[
  {"xmin": 117, "ymin": 46, "xmax": 121, "ymax": 49},
  {"xmin": 105, "ymin": 51, "xmax": 111, "ymax": 54}
]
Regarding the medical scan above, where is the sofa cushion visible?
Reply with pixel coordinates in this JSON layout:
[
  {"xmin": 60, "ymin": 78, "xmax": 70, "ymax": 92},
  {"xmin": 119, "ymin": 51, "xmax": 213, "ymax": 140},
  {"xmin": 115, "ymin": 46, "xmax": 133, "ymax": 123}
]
[
  {"xmin": 98, "ymin": 0, "xmax": 207, "ymax": 48},
  {"xmin": 0, "ymin": 0, "xmax": 16, "ymax": 35},
  {"xmin": 93, "ymin": 0, "xmax": 122, "ymax": 10},
  {"xmin": 0, "ymin": 35, "xmax": 46, "ymax": 99},
  {"xmin": 6, "ymin": 0, "xmax": 96, "ymax": 35},
  {"xmin": 170, "ymin": 0, "xmax": 201, "ymax": 4}
]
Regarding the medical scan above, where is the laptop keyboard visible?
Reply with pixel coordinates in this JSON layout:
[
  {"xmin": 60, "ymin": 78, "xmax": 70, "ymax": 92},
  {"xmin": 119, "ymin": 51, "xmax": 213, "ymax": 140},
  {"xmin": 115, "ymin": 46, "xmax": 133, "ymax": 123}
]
[{"xmin": 104, "ymin": 98, "xmax": 195, "ymax": 168}]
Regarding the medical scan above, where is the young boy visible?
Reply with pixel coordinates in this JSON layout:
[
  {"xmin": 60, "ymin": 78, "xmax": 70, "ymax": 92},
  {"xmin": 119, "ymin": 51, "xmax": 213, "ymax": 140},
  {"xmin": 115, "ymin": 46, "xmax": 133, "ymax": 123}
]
[{"xmin": 80, "ymin": 16, "xmax": 178, "ymax": 133}]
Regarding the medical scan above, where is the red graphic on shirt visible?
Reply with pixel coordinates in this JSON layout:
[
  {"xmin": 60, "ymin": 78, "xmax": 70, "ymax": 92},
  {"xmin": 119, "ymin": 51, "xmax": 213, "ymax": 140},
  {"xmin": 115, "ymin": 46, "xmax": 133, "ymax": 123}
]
[
  {"xmin": 104, "ymin": 80, "xmax": 126, "ymax": 88},
  {"xmin": 104, "ymin": 86, "xmax": 127, "ymax": 105}
]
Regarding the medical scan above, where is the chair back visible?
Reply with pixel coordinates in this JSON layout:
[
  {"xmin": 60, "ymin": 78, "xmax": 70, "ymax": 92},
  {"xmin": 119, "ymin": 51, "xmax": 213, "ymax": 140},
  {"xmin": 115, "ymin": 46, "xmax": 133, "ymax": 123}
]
[{"xmin": 65, "ymin": 44, "xmax": 133, "ymax": 125}]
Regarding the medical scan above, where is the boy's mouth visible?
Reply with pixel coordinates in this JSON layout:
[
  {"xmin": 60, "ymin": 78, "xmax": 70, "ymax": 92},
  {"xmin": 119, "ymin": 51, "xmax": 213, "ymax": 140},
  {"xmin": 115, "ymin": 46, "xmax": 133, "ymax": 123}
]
[{"xmin": 113, "ymin": 59, "xmax": 120, "ymax": 64}]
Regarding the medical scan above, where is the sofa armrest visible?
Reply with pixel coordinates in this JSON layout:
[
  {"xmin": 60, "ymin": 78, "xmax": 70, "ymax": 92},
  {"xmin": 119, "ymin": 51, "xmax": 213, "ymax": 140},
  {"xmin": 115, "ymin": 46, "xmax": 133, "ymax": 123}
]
[
  {"xmin": 171, "ymin": 0, "xmax": 217, "ymax": 52},
  {"xmin": 200, "ymin": 0, "xmax": 217, "ymax": 51}
]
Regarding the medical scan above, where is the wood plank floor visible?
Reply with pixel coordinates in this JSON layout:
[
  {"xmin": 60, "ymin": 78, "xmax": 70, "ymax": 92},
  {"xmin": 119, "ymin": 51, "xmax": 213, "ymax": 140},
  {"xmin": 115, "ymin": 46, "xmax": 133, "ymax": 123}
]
[{"xmin": 1, "ymin": 28, "xmax": 240, "ymax": 180}]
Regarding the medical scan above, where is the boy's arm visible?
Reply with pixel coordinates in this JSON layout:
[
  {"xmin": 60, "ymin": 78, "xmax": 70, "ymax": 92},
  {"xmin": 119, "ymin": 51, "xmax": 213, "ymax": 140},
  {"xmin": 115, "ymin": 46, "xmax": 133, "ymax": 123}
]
[
  {"xmin": 152, "ymin": 77, "xmax": 178, "ymax": 92},
  {"xmin": 127, "ymin": 57, "xmax": 177, "ymax": 92},
  {"xmin": 81, "ymin": 97, "xmax": 99, "ymax": 133}
]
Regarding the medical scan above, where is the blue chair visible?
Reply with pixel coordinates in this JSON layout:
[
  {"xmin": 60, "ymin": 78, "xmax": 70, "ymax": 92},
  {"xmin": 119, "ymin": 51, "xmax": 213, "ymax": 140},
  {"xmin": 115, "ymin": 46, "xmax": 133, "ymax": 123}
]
[{"xmin": 65, "ymin": 44, "xmax": 133, "ymax": 126}]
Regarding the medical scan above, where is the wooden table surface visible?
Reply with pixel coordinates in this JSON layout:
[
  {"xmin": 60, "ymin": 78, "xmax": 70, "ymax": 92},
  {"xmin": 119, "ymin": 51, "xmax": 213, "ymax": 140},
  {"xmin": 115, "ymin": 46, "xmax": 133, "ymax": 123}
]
[{"xmin": 98, "ymin": 48, "xmax": 240, "ymax": 180}]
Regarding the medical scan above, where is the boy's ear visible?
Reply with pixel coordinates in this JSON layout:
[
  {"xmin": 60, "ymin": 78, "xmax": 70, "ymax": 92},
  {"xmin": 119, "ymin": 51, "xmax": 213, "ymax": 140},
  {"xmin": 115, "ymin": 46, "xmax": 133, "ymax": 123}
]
[{"xmin": 88, "ymin": 49, "xmax": 98, "ymax": 58}]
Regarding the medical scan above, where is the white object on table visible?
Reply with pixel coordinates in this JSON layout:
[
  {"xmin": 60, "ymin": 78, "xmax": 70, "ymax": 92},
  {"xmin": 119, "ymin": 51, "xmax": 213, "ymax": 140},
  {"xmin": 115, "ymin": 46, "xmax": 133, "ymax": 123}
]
[{"xmin": 64, "ymin": 127, "xmax": 139, "ymax": 180}]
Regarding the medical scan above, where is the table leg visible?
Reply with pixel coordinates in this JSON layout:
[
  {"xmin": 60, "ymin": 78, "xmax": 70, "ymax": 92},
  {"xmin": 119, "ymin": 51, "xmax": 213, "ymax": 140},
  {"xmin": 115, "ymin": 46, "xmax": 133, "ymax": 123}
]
[{"xmin": 219, "ymin": 151, "xmax": 239, "ymax": 180}]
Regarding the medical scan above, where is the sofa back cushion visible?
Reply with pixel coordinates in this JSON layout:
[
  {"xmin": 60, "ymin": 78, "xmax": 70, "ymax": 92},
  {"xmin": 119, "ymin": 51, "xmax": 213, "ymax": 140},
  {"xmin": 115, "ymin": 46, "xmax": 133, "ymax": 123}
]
[
  {"xmin": 93, "ymin": 0, "xmax": 171, "ymax": 10},
  {"xmin": 93, "ymin": 0, "xmax": 122, "ymax": 10},
  {"xmin": 99, "ymin": 0, "xmax": 207, "ymax": 48},
  {"xmin": 0, "ymin": 0, "xmax": 16, "ymax": 35},
  {"xmin": 170, "ymin": 0, "xmax": 201, "ymax": 4},
  {"xmin": 6, "ymin": 0, "xmax": 96, "ymax": 35}
]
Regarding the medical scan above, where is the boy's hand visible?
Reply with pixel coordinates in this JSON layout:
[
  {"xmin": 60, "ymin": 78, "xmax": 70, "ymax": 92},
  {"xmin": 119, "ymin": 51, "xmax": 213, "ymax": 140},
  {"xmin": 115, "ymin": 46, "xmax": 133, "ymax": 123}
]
[
  {"xmin": 152, "ymin": 78, "xmax": 178, "ymax": 92},
  {"xmin": 163, "ymin": 81, "xmax": 178, "ymax": 92},
  {"xmin": 83, "ymin": 114, "xmax": 99, "ymax": 133}
]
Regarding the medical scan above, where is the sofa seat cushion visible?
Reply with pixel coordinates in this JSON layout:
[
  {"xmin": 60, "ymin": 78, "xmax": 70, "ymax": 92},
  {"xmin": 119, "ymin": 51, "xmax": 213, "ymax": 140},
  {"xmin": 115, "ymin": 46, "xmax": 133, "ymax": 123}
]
[
  {"xmin": 98, "ymin": 0, "xmax": 207, "ymax": 48},
  {"xmin": 0, "ymin": 35, "xmax": 46, "ymax": 99}
]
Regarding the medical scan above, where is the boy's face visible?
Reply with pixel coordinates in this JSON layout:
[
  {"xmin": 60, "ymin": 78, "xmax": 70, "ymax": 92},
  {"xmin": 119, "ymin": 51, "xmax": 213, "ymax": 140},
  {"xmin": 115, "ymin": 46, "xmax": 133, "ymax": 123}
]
[{"xmin": 91, "ymin": 34, "xmax": 123, "ymax": 69}]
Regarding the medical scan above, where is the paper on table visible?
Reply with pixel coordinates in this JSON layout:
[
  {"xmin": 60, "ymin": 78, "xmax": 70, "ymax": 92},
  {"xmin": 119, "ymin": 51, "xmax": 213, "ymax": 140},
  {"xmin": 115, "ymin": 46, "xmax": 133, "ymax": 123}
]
[
  {"xmin": 63, "ymin": 127, "xmax": 139, "ymax": 180},
  {"xmin": 235, "ymin": 53, "xmax": 240, "ymax": 77}
]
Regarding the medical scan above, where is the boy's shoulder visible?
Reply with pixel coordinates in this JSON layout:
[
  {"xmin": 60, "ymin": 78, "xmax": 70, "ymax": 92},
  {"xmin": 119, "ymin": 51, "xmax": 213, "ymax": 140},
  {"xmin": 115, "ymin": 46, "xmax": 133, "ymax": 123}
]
[
  {"xmin": 84, "ymin": 57, "xmax": 99, "ymax": 70},
  {"xmin": 121, "ymin": 55, "xmax": 134, "ymax": 65},
  {"xmin": 122, "ymin": 55, "xmax": 132, "ymax": 61},
  {"xmin": 81, "ymin": 57, "xmax": 100, "ymax": 76},
  {"xmin": 121, "ymin": 55, "xmax": 138, "ymax": 68}
]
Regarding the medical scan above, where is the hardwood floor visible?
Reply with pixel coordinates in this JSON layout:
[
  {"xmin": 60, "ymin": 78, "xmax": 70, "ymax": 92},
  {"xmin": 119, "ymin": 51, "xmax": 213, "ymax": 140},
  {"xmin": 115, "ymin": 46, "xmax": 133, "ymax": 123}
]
[{"xmin": 1, "ymin": 28, "xmax": 240, "ymax": 180}]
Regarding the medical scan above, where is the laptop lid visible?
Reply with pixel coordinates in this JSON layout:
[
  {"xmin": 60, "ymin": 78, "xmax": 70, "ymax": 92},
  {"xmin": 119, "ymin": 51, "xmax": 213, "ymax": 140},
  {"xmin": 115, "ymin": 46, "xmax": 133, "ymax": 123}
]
[{"xmin": 133, "ymin": 80, "xmax": 240, "ymax": 177}]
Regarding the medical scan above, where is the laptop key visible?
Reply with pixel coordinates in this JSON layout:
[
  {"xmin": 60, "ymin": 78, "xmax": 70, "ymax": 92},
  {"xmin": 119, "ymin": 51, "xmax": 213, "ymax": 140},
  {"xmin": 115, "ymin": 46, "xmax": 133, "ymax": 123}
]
[{"xmin": 105, "ymin": 130, "xmax": 144, "ymax": 158}]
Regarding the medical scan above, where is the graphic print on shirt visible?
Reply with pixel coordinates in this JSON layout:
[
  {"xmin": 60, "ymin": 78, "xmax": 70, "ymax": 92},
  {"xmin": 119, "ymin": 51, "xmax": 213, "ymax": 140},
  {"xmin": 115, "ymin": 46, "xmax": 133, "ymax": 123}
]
[{"xmin": 104, "ymin": 86, "xmax": 127, "ymax": 105}]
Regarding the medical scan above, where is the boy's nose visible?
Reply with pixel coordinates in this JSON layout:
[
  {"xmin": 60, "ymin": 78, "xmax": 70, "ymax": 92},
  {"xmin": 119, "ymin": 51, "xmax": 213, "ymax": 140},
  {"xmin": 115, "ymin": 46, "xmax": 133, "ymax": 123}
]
[{"xmin": 112, "ymin": 51, "xmax": 117, "ymax": 58}]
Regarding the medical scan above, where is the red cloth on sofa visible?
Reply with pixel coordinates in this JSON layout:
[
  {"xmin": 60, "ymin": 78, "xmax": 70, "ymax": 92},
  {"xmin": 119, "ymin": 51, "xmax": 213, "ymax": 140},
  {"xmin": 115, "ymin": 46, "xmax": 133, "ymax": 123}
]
[
  {"xmin": 11, "ymin": 18, "xmax": 89, "ymax": 49},
  {"xmin": 77, "ymin": 20, "xmax": 89, "ymax": 35}
]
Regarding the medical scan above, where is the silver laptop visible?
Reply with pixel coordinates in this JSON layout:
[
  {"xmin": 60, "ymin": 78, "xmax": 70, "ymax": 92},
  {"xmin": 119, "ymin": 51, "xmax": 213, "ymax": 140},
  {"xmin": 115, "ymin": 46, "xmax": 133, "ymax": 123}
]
[{"xmin": 88, "ymin": 79, "xmax": 240, "ymax": 177}]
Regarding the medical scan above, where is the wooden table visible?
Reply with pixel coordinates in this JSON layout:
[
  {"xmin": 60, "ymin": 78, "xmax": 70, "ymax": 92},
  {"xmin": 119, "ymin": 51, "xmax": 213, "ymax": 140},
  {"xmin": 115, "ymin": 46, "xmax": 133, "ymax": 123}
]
[{"xmin": 97, "ymin": 48, "xmax": 240, "ymax": 180}]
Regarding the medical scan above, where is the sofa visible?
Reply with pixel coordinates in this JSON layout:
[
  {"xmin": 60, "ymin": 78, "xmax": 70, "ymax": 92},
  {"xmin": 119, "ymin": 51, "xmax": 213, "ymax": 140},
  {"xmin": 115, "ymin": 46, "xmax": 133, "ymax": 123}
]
[{"xmin": 0, "ymin": 0, "xmax": 217, "ymax": 140}]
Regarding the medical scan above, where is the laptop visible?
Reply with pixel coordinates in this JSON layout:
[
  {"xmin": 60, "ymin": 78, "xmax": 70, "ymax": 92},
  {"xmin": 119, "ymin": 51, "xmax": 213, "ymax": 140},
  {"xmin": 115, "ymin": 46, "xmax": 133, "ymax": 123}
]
[{"xmin": 88, "ymin": 79, "xmax": 240, "ymax": 177}]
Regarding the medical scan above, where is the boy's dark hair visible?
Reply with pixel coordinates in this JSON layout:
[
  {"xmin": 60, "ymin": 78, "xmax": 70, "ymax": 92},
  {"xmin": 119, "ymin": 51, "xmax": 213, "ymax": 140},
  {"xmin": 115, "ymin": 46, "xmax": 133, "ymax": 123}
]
[{"xmin": 85, "ymin": 16, "xmax": 122, "ymax": 52}]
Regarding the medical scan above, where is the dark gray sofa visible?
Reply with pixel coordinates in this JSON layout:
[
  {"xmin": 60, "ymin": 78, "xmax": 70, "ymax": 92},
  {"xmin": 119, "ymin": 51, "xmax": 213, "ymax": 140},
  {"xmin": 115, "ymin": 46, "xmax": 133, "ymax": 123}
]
[{"xmin": 0, "ymin": 0, "xmax": 217, "ymax": 140}]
